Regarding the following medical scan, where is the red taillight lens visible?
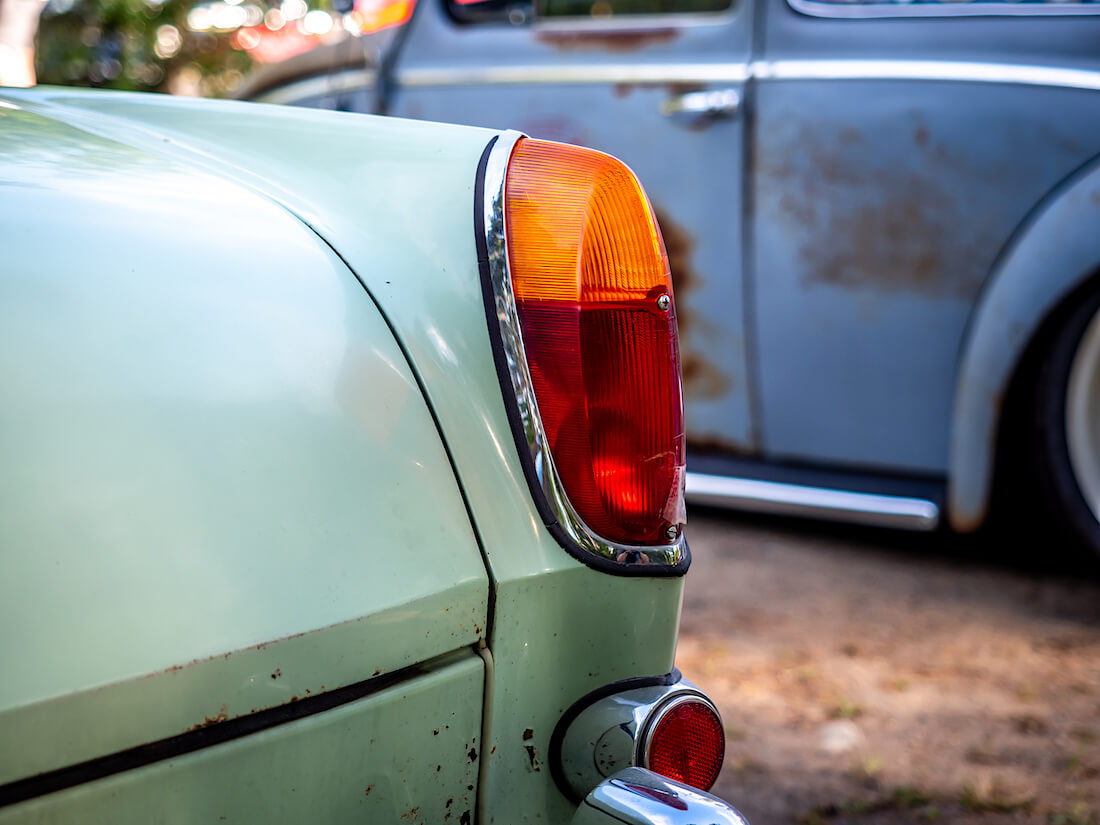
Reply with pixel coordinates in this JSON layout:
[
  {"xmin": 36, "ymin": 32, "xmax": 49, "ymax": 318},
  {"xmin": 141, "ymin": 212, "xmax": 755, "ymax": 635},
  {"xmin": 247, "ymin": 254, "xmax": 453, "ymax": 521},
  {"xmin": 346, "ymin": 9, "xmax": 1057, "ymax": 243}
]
[
  {"xmin": 645, "ymin": 698, "xmax": 725, "ymax": 791},
  {"xmin": 504, "ymin": 138, "xmax": 685, "ymax": 546}
]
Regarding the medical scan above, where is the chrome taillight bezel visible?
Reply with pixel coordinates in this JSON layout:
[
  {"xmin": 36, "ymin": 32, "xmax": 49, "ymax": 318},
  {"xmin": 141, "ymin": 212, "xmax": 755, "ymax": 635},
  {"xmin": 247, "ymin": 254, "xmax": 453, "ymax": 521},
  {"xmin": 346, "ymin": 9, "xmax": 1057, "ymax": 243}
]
[
  {"xmin": 549, "ymin": 672, "xmax": 725, "ymax": 802},
  {"xmin": 474, "ymin": 131, "xmax": 688, "ymax": 575}
]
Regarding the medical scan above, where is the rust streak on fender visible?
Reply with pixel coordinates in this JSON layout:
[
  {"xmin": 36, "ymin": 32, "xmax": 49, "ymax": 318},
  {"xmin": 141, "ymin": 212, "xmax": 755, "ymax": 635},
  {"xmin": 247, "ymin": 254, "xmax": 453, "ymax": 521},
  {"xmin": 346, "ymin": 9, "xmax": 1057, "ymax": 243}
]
[{"xmin": 654, "ymin": 207, "xmax": 733, "ymax": 400}]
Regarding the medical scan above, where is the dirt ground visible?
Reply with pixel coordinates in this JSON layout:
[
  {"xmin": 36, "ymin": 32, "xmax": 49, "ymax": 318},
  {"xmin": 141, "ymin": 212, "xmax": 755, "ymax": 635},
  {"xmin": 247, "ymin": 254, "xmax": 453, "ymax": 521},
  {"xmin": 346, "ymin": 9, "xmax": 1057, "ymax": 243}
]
[{"xmin": 675, "ymin": 511, "xmax": 1100, "ymax": 825}]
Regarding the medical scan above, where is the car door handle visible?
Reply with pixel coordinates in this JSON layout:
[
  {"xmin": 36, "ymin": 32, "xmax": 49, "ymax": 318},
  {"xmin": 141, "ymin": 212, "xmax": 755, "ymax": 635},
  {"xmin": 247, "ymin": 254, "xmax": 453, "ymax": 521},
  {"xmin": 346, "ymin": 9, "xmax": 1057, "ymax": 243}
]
[{"xmin": 660, "ymin": 88, "xmax": 740, "ymax": 119}]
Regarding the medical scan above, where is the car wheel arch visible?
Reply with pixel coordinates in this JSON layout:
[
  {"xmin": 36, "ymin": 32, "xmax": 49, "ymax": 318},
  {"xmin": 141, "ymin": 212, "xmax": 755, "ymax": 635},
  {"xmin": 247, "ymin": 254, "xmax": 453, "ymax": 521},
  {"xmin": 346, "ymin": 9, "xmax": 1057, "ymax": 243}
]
[{"xmin": 948, "ymin": 151, "xmax": 1100, "ymax": 532}]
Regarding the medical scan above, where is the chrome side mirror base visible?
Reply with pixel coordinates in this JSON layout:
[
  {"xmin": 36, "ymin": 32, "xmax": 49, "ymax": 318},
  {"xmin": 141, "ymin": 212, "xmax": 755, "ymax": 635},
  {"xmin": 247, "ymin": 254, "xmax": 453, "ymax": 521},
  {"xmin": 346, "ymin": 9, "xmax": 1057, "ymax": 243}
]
[{"xmin": 571, "ymin": 768, "xmax": 750, "ymax": 825}]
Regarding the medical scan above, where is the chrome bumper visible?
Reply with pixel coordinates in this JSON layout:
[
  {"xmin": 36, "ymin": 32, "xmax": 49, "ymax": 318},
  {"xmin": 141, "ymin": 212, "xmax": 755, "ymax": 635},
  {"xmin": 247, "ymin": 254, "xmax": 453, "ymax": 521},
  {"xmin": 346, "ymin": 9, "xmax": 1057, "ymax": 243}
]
[{"xmin": 571, "ymin": 767, "xmax": 750, "ymax": 825}]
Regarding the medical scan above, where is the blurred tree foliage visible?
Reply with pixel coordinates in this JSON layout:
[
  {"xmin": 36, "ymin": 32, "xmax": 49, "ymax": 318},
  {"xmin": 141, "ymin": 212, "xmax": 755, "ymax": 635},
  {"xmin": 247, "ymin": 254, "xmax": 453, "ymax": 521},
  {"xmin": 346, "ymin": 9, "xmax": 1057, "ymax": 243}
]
[{"xmin": 35, "ymin": 0, "xmax": 253, "ymax": 95}]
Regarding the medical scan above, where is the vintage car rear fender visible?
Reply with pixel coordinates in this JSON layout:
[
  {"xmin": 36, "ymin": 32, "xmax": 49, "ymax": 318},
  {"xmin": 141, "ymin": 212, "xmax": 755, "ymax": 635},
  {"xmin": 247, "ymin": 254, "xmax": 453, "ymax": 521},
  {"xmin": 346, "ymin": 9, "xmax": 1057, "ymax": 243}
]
[
  {"xmin": 0, "ymin": 89, "xmax": 686, "ymax": 822},
  {"xmin": 0, "ymin": 654, "xmax": 484, "ymax": 825},
  {"xmin": 0, "ymin": 95, "xmax": 488, "ymax": 787},
  {"xmin": 950, "ymin": 153, "xmax": 1100, "ymax": 530}
]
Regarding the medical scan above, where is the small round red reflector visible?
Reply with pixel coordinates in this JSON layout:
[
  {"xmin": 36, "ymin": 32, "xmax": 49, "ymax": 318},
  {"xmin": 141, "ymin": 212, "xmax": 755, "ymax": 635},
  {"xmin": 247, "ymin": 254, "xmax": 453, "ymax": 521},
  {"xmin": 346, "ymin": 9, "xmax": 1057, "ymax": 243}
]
[{"xmin": 644, "ymin": 698, "xmax": 725, "ymax": 791}]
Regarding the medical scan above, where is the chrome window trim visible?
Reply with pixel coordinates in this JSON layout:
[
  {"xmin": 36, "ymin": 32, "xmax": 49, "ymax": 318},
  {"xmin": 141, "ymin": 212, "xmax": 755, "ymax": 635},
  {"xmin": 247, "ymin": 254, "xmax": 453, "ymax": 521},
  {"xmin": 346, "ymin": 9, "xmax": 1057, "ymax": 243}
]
[
  {"xmin": 480, "ymin": 132, "xmax": 687, "ymax": 570},
  {"xmin": 788, "ymin": 0, "xmax": 1100, "ymax": 18}
]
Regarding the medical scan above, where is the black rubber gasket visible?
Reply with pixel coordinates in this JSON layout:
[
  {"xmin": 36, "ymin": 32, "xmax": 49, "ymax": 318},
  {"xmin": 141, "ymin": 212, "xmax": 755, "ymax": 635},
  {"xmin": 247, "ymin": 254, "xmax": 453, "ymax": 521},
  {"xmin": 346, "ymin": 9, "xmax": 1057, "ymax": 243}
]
[
  {"xmin": 473, "ymin": 136, "xmax": 690, "ymax": 579},
  {"xmin": 547, "ymin": 669, "xmax": 683, "ymax": 804},
  {"xmin": 0, "ymin": 659, "xmax": 438, "ymax": 809}
]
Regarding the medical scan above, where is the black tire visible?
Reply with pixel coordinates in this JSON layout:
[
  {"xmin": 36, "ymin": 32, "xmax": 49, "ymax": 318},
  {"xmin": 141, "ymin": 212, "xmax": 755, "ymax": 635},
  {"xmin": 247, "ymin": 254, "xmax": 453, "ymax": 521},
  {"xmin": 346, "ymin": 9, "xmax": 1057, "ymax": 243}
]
[{"xmin": 1032, "ymin": 286, "xmax": 1100, "ymax": 565}]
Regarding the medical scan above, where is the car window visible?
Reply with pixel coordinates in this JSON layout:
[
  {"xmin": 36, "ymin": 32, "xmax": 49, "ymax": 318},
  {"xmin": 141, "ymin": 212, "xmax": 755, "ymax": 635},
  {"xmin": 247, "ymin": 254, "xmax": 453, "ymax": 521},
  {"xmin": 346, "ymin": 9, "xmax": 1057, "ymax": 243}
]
[
  {"xmin": 536, "ymin": 0, "xmax": 730, "ymax": 16},
  {"xmin": 448, "ymin": 0, "xmax": 730, "ymax": 25}
]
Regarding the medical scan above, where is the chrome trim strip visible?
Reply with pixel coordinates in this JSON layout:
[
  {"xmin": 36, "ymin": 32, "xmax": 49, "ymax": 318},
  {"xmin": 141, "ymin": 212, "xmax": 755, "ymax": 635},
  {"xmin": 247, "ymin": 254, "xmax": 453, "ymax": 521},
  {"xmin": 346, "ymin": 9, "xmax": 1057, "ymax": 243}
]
[
  {"xmin": 400, "ymin": 59, "xmax": 1100, "ymax": 92},
  {"xmin": 400, "ymin": 63, "xmax": 749, "ymax": 87},
  {"xmin": 685, "ymin": 472, "xmax": 940, "ymax": 531},
  {"xmin": 752, "ymin": 59, "xmax": 1100, "ymax": 92},
  {"xmin": 581, "ymin": 767, "xmax": 750, "ymax": 825},
  {"xmin": 788, "ymin": 0, "xmax": 1100, "ymax": 18},
  {"xmin": 263, "ymin": 59, "xmax": 1100, "ymax": 103},
  {"xmin": 481, "ymin": 133, "xmax": 687, "ymax": 568},
  {"xmin": 252, "ymin": 68, "xmax": 376, "ymax": 104}
]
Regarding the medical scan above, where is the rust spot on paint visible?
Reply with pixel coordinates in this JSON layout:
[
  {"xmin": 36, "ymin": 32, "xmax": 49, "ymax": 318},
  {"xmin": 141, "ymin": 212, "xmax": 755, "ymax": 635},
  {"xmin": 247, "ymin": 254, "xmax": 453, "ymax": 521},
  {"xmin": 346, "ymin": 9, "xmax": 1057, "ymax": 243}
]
[
  {"xmin": 665, "ymin": 82, "xmax": 705, "ymax": 97},
  {"xmin": 688, "ymin": 434, "xmax": 756, "ymax": 456},
  {"xmin": 364, "ymin": 785, "xmax": 374, "ymax": 798},
  {"xmin": 270, "ymin": 669, "xmax": 281, "ymax": 680},
  {"xmin": 655, "ymin": 208, "xmax": 696, "ymax": 328},
  {"xmin": 758, "ymin": 120, "xmax": 998, "ymax": 299},
  {"xmin": 536, "ymin": 29, "xmax": 677, "ymax": 52},
  {"xmin": 525, "ymin": 744, "xmax": 541, "ymax": 771},
  {"xmin": 460, "ymin": 812, "xmax": 471, "ymax": 825},
  {"xmin": 682, "ymin": 355, "xmax": 732, "ymax": 399},
  {"xmin": 467, "ymin": 747, "xmax": 478, "ymax": 762},
  {"xmin": 401, "ymin": 807, "xmax": 420, "ymax": 820},
  {"xmin": 522, "ymin": 728, "xmax": 534, "ymax": 741},
  {"xmin": 654, "ymin": 208, "xmax": 732, "ymax": 400},
  {"xmin": 190, "ymin": 704, "xmax": 230, "ymax": 731}
]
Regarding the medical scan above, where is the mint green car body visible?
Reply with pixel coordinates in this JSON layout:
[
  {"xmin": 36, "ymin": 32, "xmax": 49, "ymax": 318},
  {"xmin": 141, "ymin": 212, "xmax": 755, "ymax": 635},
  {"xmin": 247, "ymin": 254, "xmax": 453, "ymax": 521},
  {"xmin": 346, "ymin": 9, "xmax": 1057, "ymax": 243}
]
[{"xmin": 0, "ymin": 89, "xmax": 683, "ymax": 823}]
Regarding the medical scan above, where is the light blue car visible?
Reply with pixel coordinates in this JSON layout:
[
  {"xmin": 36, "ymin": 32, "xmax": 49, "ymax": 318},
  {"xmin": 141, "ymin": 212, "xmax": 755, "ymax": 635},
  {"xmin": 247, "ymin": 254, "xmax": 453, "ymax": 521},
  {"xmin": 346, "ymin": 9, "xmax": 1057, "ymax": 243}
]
[{"xmin": 242, "ymin": 0, "xmax": 1100, "ymax": 562}]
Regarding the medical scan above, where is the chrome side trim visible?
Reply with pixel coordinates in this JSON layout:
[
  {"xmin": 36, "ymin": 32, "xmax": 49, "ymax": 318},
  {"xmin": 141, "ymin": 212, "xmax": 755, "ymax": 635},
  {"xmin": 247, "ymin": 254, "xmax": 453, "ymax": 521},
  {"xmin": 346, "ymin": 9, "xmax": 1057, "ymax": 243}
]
[
  {"xmin": 686, "ymin": 472, "xmax": 940, "ymax": 531},
  {"xmin": 252, "ymin": 68, "xmax": 375, "ymax": 104},
  {"xmin": 788, "ymin": 0, "xmax": 1100, "ymax": 18},
  {"xmin": 264, "ymin": 60, "xmax": 1100, "ymax": 103},
  {"xmin": 573, "ymin": 768, "xmax": 750, "ymax": 825},
  {"xmin": 400, "ymin": 63, "xmax": 749, "ymax": 87},
  {"xmin": 400, "ymin": 59, "xmax": 1100, "ymax": 92},
  {"xmin": 480, "ymin": 133, "xmax": 687, "ymax": 569},
  {"xmin": 753, "ymin": 59, "xmax": 1100, "ymax": 92}
]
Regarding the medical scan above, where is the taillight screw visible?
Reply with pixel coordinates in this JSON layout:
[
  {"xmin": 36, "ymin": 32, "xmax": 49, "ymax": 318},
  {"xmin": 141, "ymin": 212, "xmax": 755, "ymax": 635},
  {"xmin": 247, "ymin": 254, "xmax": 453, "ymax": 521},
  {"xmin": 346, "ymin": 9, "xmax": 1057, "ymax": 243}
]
[
  {"xmin": 666, "ymin": 525, "xmax": 678, "ymax": 540},
  {"xmin": 657, "ymin": 294, "xmax": 671, "ymax": 312}
]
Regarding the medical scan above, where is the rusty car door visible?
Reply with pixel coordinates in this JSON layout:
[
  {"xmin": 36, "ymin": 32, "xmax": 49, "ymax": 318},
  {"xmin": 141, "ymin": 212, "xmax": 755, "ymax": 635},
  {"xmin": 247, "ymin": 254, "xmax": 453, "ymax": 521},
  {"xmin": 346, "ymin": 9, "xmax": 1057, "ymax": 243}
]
[
  {"xmin": 751, "ymin": 0, "xmax": 1100, "ymax": 475},
  {"xmin": 387, "ymin": 0, "xmax": 758, "ymax": 454}
]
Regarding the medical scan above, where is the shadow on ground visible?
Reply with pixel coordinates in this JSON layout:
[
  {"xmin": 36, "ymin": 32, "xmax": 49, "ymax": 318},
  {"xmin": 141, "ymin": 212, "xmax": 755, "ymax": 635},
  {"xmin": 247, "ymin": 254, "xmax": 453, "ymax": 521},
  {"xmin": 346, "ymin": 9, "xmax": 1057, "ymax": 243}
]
[{"xmin": 677, "ymin": 508, "xmax": 1100, "ymax": 825}]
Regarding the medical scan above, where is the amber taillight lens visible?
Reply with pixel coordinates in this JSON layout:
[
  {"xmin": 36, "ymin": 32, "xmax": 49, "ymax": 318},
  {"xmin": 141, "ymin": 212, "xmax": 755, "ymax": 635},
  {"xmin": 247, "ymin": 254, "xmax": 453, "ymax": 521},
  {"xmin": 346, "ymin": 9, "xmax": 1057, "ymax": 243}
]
[
  {"xmin": 503, "ymin": 138, "xmax": 685, "ymax": 546},
  {"xmin": 644, "ymin": 698, "xmax": 725, "ymax": 791}
]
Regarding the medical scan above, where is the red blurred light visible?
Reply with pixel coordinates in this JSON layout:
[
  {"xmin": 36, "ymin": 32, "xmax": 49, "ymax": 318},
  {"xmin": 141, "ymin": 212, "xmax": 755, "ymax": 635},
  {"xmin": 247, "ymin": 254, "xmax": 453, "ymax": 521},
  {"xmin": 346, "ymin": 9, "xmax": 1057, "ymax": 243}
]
[{"xmin": 645, "ymin": 699, "xmax": 725, "ymax": 791}]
